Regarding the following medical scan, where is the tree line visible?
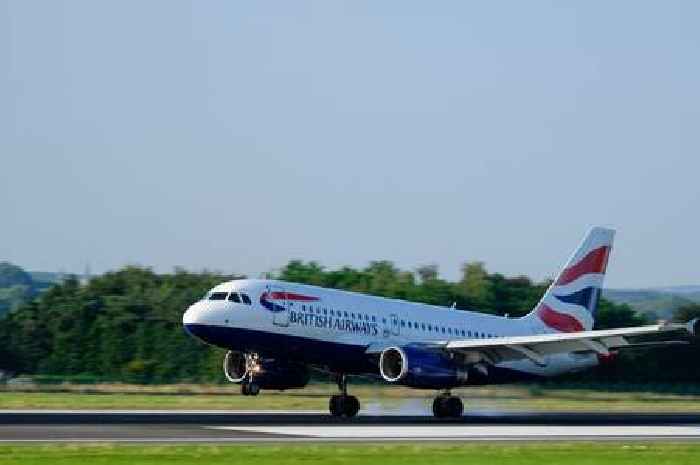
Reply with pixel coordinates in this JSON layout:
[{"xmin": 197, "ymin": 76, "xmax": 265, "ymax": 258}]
[{"xmin": 0, "ymin": 261, "xmax": 697, "ymax": 384}]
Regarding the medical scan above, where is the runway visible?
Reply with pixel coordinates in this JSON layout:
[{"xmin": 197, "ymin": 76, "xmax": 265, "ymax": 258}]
[{"xmin": 2, "ymin": 410, "xmax": 700, "ymax": 442}]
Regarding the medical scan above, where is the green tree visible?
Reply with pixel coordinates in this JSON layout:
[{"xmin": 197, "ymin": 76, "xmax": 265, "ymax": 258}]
[{"xmin": 457, "ymin": 261, "xmax": 494, "ymax": 310}]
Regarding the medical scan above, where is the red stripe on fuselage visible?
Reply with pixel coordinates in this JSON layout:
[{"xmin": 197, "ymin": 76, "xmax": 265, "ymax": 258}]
[
  {"xmin": 268, "ymin": 292, "xmax": 319, "ymax": 302},
  {"xmin": 556, "ymin": 246, "xmax": 610, "ymax": 286},
  {"xmin": 537, "ymin": 304, "xmax": 585, "ymax": 332}
]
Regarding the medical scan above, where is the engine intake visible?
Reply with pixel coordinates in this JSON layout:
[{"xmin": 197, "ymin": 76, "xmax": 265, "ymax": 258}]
[
  {"xmin": 223, "ymin": 351, "xmax": 248, "ymax": 383},
  {"xmin": 379, "ymin": 347, "xmax": 407, "ymax": 382},
  {"xmin": 379, "ymin": 345, "xmax": 469, "ymax": 389}
]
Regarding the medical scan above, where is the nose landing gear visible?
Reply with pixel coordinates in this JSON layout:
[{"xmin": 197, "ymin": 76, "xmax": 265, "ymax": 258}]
[
  {"xmin": 241, "ymin": 353, "xmax": 261, "ymax": 396},
  {"xmin": 432, "ymin": 392, "xmax": 463, "ymax": 418},
  {"xmin": 241, "ymin": 382, "xmax": 260, "ymax": 396},
  {"xmin": 328, "ymin": 373, "xmax": 360, "ymax": 418}
]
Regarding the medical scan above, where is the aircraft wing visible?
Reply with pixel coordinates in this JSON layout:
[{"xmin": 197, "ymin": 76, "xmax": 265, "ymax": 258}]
[{"xmin": 443, "ymin": 321, "xmax": 697, "ymax": 366}]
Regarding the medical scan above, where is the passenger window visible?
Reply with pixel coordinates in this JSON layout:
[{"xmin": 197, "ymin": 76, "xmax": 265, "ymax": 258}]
[
  {"xmin": 408, "ymin": 322, "xmax": 412, "ymax": 328},
  {"xmin": 421, "ymin": 323, "xmax": 426, "ymax": 330},
  {"xmin": 228, "ymin": 293, "xmax": 241, "ymax": 303},
  {"xmin": 241, "ymin": 294, "xmax": 252, "ymax": 305},
  {"xmin": 461, "ymin": 330, "xmax": 465, "ymax": 337},
  {"xmin": 372, "ymin": 316, "xmax": 376, "ymax": 322},
  {"xmin": 448, "ymin": 328, "xmax": 452, "ymax": 334},
  {"xmin": 441, "ymin": 327, "xmax": 445, "ymax": 333},
  {"xmin": 209, "ymin": 292, "xmax": 228, "ymax": 300},
  {"xmin": 400, "ymin": 320, "xmax": 405, "ymax": 327},
  {"xmin": 345, "ymin": 312, "xmax": 349, "ymax": 318}
]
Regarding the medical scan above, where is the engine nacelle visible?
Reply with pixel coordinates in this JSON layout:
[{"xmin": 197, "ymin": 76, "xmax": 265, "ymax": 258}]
[
  {"xmin": 223, "ymin": 351, "xmax": 310, "ymax": 390},
  {"xmin": 254, "ymin": 359, "xmax": 310, "ymax": 390},
  {"xmin": 223, "ymin": 351, "xmax": 248, "ymax": 383},
  {"xmin": 379, "ymin": 345, "xmax": 469, "ymax": 389}
]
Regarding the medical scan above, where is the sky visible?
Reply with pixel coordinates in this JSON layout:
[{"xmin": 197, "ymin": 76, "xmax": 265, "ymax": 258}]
[{"xmin": 2, "ymin": 1, "xmax": 700, "ymax": 288}]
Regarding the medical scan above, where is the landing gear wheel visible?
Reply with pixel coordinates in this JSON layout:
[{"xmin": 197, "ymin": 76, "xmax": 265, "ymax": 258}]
[
  {"xmin": 343, "ymin": 395, "xmax": 360, "ymax": 417},
  {"xmin": 329, "ymin": 394, "xmax": 360, "ymax": 418},
  {"xmin": 432, "ymin": 395, "xmax": 463, "ymax": 418},
  {"xmin": 241, "ymin": 382, "xmax": 260, "ymax": 396},
  {"xmin": 247, "ymin": 382, "xmax": 260, "ymax": 396},
  {"xmin": 329, "ymin": 395, "xmax": 343, "ymax": 416}
]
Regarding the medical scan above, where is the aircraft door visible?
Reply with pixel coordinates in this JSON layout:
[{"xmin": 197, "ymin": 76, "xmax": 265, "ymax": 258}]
[{"xmin": 271, "ymin": 285, "xmax": 289, "ymax": 327}]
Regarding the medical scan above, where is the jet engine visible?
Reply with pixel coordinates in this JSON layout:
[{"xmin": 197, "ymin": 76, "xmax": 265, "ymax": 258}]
[
  {"xmin": 223, "ymin": 350, "xmax": 249, "ymax": 383},
  {"xmin": 379, "ymin": 345, "xmax": 469, "ymax": 389},
  {"xmin": 223, "ymin": 351, "xmax": 310, "ymax": 390}
]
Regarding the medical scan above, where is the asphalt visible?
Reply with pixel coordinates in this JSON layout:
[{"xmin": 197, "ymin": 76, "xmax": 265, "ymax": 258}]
[{"xmin": 1, "ymin": 410, "xmax": 700, "ymax": 442}]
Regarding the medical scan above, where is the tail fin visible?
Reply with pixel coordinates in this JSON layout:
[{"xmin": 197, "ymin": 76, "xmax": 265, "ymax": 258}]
[{"xmin": 525, "ymin": 227, "xmax": 615, "ymax": 333}]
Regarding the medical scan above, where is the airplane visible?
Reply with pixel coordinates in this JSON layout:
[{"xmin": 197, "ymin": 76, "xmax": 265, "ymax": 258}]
[{"xmin": 182, "ymin": 227, "xmax": 698, "ymax": 418}]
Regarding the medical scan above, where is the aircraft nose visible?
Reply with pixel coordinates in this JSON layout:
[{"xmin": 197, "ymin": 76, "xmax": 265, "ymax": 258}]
[
  {"xmin": 183, "ymin": 302, "xmax": 204, "ymax": 332},
  {"xmin": 183, "ymin": 301, "xmax": 221, "ymax": 345}
]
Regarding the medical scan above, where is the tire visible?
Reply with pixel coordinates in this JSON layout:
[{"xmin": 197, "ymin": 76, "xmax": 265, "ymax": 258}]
[
  {"xmin": 329, "ymin": 395, "xmax": 359, "ymax": 417},
  {"xmin": 248, "ymin": 383, "xmax": 261, "ymax": 396},
  {"xmin": 445, "ymin": 396, "xmax": 463, "ymax": 418},
  {"xmin": 433, "ymin": 396, "xmax": 463, "ymax": 418},
  {"xmin": 241, "ymin": 384, "xmax": 249, "ymax": 396},
  {"xmin": 329, "ymin": 395, "xmax": 344, "ymax": 417},
  {"xmin": 343, "ymin": 395, "xmax": 360, "ymax": 418},
  {"xmin": 432, "ymin": 397, "xmax": 447, "ymax": 418}
]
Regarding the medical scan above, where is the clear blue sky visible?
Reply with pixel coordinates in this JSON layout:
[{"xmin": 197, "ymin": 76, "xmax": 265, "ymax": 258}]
[{"xmin": 2, "ymin": 1, "xmax": 699, "ymax": 288}]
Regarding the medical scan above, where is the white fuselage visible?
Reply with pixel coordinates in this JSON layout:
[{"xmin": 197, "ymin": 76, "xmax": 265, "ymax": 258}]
[{"xmin": 183, "ymin": 279, "xmax": 598, "ymax": 379}]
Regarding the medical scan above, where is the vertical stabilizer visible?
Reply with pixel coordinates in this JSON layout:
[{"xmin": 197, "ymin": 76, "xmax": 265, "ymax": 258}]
[{"xmin": 525, "ymin": 227, "xmax": 615, "ymax": 333}]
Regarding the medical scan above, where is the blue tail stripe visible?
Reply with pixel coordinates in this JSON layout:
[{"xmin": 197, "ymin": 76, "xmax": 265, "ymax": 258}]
[{"xmin": 554, "ymin": 287, "xmax": 600, "ymax": 314}]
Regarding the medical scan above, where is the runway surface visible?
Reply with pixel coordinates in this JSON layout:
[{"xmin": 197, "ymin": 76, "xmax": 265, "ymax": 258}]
[{"xmin": 2, "ymin": 410, "xmax": 700, "ymax": 442}]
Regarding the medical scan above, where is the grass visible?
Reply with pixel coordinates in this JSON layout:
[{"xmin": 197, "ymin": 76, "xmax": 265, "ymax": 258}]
[
  {"xmin": 2, "ymin": 384, "xmax": 700, "ymax": 411},
  {"xmin": 1, "ymin": 443, "xmax": 700, "ymax": 465}
]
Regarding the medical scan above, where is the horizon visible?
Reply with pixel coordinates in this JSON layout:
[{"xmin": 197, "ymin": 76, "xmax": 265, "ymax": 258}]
[{"xmin": 7, "ymin": 259, "xmax": 700, "ymax": 291}]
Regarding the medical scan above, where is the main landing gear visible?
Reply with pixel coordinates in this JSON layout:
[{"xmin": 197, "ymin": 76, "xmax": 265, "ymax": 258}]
[
  {"xmin": 432, "ymin": 392, "xmax": 463, "ymax": 419},
  {"xmin": 329, "ymin": 374, "xmax": 360, "ymax": 418}
]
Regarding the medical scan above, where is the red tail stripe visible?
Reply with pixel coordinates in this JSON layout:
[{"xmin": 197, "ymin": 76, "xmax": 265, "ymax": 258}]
[
  {"xmin": 556, "ymin": 246, "xmax": 610, "ymax": 286},
  {"xmin": 537, "ymin": 304, "xmax": 585, "ymax": 332}
]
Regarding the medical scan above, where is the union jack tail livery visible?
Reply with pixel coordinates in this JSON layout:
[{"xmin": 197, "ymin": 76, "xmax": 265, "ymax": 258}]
[{"xmin": 526, "ymin": 227, "xmax": 615, "ymax": 333}]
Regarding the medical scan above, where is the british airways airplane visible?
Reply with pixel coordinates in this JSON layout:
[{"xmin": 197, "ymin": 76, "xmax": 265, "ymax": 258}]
[{"xmin": 183, "ymin": 227, "xmax": 697, "ymax": 418}]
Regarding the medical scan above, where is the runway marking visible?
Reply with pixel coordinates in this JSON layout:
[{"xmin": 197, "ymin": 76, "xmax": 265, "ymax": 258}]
[{"xmin": 210, "ymin": 425, "xmax": 700, "ymax": 439}]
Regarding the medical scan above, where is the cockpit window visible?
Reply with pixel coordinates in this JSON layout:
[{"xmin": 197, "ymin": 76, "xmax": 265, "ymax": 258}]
[
  {"xmin": 228, "ymin": 292, "xmax": 241, "ymax": 303},
  {"xmin": 209, "ymin": 292, "xmax": 228, "ymax": 301},
  {"xmin": 241, "ymin": 294, "xmax": 252, "ymax": 305}
]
